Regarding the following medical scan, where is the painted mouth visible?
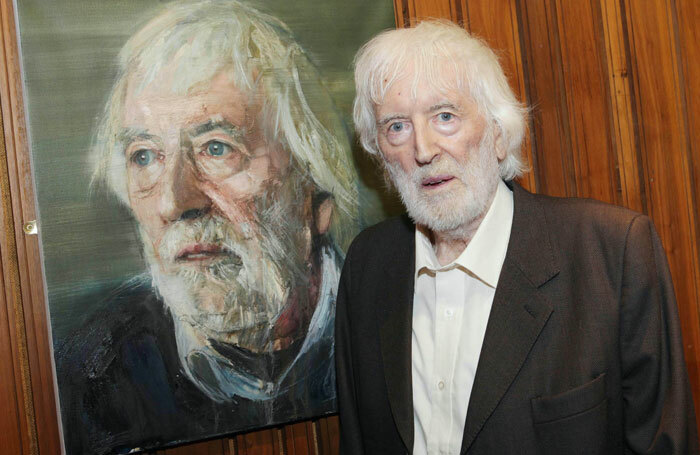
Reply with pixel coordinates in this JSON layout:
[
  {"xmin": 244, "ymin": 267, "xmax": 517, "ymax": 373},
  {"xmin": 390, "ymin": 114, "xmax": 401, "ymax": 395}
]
[
  {"xmin": 421, "ymin": 175, "xmax": 455, "ymax": 188},
  {"xmin": 176, "ymin": 244, "xmax": 234, "ymax": 263}
]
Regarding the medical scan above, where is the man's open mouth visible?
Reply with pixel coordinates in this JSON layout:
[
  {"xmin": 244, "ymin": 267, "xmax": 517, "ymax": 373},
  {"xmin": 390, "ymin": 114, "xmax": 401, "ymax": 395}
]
[{"xmin": 421, "ymin": 175, "xmax": 455, "ymax": 187}]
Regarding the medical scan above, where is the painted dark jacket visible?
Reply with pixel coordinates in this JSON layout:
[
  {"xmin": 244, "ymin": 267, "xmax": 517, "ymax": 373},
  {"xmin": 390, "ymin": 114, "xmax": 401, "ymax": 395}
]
[{"xmin": 57, "ymin": 273, "xmax": 337, "ymax": 455}]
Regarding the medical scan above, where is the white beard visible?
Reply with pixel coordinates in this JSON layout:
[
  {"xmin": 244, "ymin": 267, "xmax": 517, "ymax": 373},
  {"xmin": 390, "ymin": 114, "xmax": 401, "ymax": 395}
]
[
  {"xmin": 384, "ymin": 133, "xmax": 501, "ymax": 237},
  {"xmin": 142, "ymin": 185, "xmax": 310, "ymax": 352}
]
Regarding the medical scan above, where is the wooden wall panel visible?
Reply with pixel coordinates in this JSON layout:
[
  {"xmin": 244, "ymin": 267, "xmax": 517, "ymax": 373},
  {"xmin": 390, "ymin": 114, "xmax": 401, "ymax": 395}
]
[
  {"xmin": 0, "ymin": 166, "xmax": 27, "ymax": 455},
  {"xmin": 518, "ymin": 0, "xmax": 573, "ymax": 197},
  {"xmin": 395, "ymin": 0, "xmax": 453, "ymax": 27},
  {"xmin": 600, "ymin": 0, "xmax": 644, "ymax": 213},
  {"xmin": 623, "ymin": 0, "xmax": 700, "ymax": 416},
  {"xmin": 675, "ymin": 0, "xmax": 700, "ymax": 358},
  {"xmin": 553, "ymin": 0, "xmax": 618, "ymax": 203},
  {"xmin": 518, "ymin": 0, "xmax": 621, "ymax": 203},
  {"xmin": 464, "ymin": 0, "xmax": 535, "ymax": 193}
]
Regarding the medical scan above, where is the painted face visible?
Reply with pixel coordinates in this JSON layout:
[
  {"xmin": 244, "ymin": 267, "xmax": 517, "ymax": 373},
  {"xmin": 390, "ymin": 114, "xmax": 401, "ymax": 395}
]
[
  {"xmin": 121, "ymin": 69, "xmax": 312, "ymax": 352},
  {"xmin": 374, "ymin": 73, "xmax": 503, "ymax": 234}
]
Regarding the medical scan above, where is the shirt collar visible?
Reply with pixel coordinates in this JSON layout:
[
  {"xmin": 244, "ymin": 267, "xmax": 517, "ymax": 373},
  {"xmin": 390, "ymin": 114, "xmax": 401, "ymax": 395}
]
[{"xmin": 414, "ymin": 179, "xmax": 514, "ymax": 288}]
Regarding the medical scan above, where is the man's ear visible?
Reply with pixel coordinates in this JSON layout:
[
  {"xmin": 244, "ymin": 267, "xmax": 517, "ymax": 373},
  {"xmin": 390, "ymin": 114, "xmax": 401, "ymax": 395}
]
[
  {"xmin": 313, "ymin": 193, "xmax": 334, "ymax": 235},
  {"xmin": 494, "ymin": 124, "xmax": 507, "ymax": 161}
]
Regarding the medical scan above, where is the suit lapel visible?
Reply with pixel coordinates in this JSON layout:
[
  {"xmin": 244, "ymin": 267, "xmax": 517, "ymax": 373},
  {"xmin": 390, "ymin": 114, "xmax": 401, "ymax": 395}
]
[
  {"xmin": 377, "ymin": 217, "xmax": 416, "ymax": 453},
  {"xmin": 461, "ymin": 183, "xmax": 559, "ymax": 453}
]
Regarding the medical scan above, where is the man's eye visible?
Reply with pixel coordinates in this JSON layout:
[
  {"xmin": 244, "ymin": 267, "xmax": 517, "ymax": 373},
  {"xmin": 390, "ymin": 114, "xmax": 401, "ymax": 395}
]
[
  {"xmin": 131, "ymin": 149, "xmax": 156, "ymax": 167},
  {"xmin": 438, "ymin": 112, "xmax": 454, "ymax": 121},
  {"xmin": 205, "ymin": 141, "xmax": 233, "ymax": 157},
  {"xmin": 390, "ymin": 122, "xmax": 405, "ymax": 132}
]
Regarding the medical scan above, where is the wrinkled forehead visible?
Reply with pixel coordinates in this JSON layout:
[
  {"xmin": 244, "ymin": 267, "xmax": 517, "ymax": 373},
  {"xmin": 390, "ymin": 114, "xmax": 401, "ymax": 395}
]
[
  {"xmin": 371, "ymin": 53, "xmax": 468, "ymax": 108},
  {"xmin": 124, "ymin": 52, "xmax": 257, "ymax": 102},
  {"xmin": 119, "ymin": 65, "xmax": 255, "ymax": 136}
]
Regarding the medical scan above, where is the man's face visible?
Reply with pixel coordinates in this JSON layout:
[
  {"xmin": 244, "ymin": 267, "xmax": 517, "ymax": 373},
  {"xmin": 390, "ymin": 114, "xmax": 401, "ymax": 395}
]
[
  {"xmin": 120, "ymin": 67, "xmax": 313, "ymax": 352},
  {"xmin": 374, "ymin": 72, "xmax": 504, "ymax": 233}
]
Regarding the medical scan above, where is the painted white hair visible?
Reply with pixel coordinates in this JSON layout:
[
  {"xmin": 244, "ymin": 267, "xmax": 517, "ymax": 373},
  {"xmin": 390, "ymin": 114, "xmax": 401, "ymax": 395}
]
[
  {"xmin": 353, "ymin": 19, "xmax": 527, "ymax": 180},
  {"xmin": 91, "ymin": 0, "xmax": 359, "ymax": 248}
]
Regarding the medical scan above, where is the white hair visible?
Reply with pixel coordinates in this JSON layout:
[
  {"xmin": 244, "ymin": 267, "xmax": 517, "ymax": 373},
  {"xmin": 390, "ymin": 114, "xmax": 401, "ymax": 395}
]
[
  {"xmin": 91, "ymin": 0, "xmax": 358, "ymax": 248},
  {"xmin": 353, "ymin": 19, "xmax": 527, "ymax": 180}
]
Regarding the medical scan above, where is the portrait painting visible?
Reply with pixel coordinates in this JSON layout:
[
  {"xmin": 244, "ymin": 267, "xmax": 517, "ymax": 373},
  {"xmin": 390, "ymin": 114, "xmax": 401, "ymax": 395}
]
[{"xmin": 14, "ymin": 0, "xmax": 395, "ymax": 453}]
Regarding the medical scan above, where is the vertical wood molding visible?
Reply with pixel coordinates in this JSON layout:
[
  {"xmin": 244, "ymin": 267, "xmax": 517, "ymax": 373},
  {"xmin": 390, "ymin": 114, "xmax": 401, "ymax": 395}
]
[
  {"xmin": 552, "ymin": 0, "xmax": 618, "ymax": 204},
  {"xmin": 392, "ymin": 0, "xmax": 454, "ymax": 26},
  {"xmin": 600, "ymin": 0, "xmax": 644, "ymax": 213},
  {"xmin": 517, "ymin": 0, "xmax": 575, "ymax": 197},
  {"xmin": 0, "ymin": 91, "xmax": 32, "ymax": 455},
  {"xmin": 393, "ymin": 0, "xmax": 411, "ymax": 28}
]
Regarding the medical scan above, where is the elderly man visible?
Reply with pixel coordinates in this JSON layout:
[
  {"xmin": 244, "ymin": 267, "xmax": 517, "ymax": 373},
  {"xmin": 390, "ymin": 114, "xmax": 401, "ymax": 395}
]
[
  {"xmin": 336, "ymin": 20, "xmax": 697, "ymax": 454},
  {"xmin": 57, "ymin": 1, "xmax": 358, "ymax": 454}
]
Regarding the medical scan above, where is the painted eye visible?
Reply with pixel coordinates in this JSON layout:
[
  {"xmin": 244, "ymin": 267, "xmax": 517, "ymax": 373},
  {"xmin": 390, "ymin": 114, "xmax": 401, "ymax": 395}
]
[
  {"xmin": 438, "ymin": 112, "xmax": 453, "ymax": 121},
  {"xmin": 131, "ymin": 149, "xmax": 156, "ymax": 167},
  {"xmin": 389, "ymin": 122, "xmax": 404, "ymax": 132},
  {"xmin": 206, "ymin": 141, "xmax": 232, "ymax": 156}
]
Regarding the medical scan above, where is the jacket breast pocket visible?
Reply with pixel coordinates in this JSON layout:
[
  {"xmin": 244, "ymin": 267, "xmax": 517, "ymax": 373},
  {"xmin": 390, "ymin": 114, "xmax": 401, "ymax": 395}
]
[{"xmin": 531, "ymin": 373, "xmax": 608, "ymax": 455}]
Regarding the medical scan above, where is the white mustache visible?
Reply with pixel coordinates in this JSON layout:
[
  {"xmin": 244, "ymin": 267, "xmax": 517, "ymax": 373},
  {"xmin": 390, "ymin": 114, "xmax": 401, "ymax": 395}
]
[
  {"xmin": 157, "ymin": 214, "xmax": 251, "ymax": 266},
  {"xmin": 388, "ymin": 154, "xmax": 465, "ymax": 187}
]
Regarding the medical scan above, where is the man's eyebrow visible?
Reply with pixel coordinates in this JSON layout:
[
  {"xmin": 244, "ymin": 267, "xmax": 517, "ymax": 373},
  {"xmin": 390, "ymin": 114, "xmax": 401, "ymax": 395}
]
[
  {"xmin": 377, "ymin": 114, "xmax": 405, "ymax": 127},
  {"xmin": 428, "ymin": 102, "xmax": 459, "ymax": 113},
  {"xmin": 186, "ymin": 119, "xmax": 244, "ymax": 138},
  {"xmin": 119, "ymin": 128, "xmax": 158, "ymax": 148}
]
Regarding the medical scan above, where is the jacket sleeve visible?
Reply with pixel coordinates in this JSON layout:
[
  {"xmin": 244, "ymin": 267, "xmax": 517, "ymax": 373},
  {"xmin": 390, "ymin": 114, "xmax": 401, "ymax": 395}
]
[
  {"xmin": 335, "ymin": 242, "xmax": 365, "ymax": 454},
  {"xmin": 620, "ymin": 215, "xmax": 698, "ymax": 454}
]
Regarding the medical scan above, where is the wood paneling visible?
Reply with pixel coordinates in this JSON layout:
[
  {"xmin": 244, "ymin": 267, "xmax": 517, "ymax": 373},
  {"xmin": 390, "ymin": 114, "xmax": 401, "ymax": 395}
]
[
  {"xmin": 155, "ymin": 418, "xmax": 340, "ymax": 455},
  {"xmin": 464, "ymin": 0, "xmax": 535, "ymax": 192},
  {"xmin": 0, "ymin": 110, "xmax": 28, "ymax": 455},
  {"xmin": 518, "ymin": 0, "xmax": 574, "ymax": 197},
  {"xmin": 394, "ymin": 0, "xmax": 453, "ymax": 27},
  {"xmin": 623, "ymin": 0, "xmax": 700, "ymax": 418},
  {"xmin": 600, "ymin": 0, "xmax": 644, "ymax": 212}
]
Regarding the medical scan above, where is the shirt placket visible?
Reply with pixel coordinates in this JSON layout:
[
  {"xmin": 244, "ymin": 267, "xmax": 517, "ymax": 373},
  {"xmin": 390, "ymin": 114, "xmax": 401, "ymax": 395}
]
[{"xmin": 427, "ymin": 267, "xmax": 463, "ymax": 455}]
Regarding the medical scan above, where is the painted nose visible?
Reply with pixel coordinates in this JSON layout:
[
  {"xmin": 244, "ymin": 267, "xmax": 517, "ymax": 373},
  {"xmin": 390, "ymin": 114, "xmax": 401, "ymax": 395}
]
[
  {"xmin": 158, "ymin": 152, "xmax": 211, "ymax": 224},
  {"xmin": 413, "ymin": 122, "xmax": 439, "ymax": 165}
]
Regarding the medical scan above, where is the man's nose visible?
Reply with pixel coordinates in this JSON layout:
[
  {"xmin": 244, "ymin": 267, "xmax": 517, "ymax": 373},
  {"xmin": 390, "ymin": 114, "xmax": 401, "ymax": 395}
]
[
  {"xmin": 158, "ymin": 152, "xmax": 211, "ymax": 223},
  {"xmin": 413, "ymin": 122, "xmax": 439, "ymax": 165}
]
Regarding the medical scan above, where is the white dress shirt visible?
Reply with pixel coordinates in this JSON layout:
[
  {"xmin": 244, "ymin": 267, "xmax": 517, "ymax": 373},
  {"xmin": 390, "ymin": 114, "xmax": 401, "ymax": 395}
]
[{"xmin": 412, "ymin": 180, "xmax": 514, "ymax": 455}]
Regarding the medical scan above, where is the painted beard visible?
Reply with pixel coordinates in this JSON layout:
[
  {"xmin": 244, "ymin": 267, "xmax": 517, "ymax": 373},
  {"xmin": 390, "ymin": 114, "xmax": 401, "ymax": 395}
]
[
  {"xmin": 384, "ymin": 132, "xmax": 501, "ymax": 236},
  {"xmin": 141, "ymin": 182, "xmax": 311, "ymax": 353}
]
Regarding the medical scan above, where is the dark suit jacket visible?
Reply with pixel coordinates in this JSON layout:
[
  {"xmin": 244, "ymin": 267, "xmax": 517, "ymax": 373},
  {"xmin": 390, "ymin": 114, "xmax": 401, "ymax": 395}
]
[
  {"xmin": 57, "ymin": 282, "xmax": 336, "ymax": 455},
  {"xmin": 336, "ymin": 182, "xmax": 697, "ymax": 454}
]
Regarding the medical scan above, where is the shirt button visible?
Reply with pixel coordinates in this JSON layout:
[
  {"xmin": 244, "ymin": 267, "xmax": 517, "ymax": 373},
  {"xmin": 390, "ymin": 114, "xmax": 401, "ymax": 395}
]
[
  {"xmin": 444, "ymin": 308, "xmax": 454, "ymax": 318},
  {"xmin": 437, "ymin": 380, "xmax": 445, "ymax": 390}
]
